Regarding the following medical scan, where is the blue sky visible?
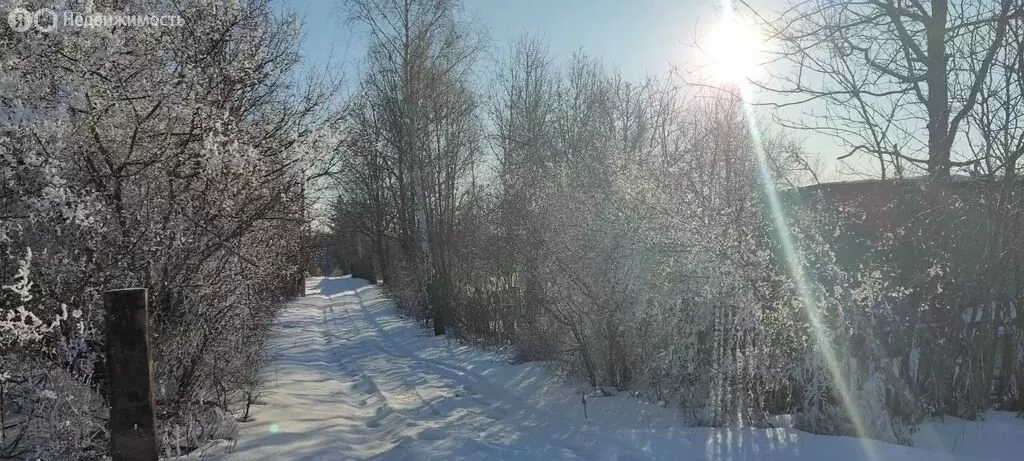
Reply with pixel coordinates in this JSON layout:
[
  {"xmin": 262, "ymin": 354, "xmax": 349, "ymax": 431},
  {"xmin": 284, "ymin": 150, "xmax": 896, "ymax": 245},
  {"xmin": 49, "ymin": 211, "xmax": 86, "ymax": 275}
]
[
  {"xmin": 284, "ymin": 0, "xmax": 791, "ymax": 85},
  {"xmin": 281, "ymin": 0, "xmax": 847, "ymax": 180}
]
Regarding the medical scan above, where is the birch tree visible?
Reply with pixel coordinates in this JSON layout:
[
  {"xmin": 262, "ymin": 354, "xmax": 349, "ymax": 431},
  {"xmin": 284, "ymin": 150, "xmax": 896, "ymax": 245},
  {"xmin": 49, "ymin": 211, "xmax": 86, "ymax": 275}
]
[{"xmin": 346, "ymin": 0, "xmax": 483, "ymax": 334}]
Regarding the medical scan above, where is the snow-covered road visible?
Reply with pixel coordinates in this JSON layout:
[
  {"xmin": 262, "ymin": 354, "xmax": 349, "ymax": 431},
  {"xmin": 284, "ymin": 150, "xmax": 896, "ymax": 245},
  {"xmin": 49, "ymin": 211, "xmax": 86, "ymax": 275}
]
[
  {"xmin": 215, "ymin": 277, "xmax": 1020, "ymax": 461},
  {"xmin": 222, "ymin": 277, "xmax": 656, "ymax": 460}
]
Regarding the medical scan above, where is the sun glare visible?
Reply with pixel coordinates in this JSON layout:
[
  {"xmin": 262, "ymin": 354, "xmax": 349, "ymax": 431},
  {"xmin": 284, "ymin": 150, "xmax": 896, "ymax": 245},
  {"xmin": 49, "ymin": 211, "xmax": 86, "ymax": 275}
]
[
  {"xmin": 711, "ymin": 2, "xmax": 878, "ymax": 459},
  {"xmin": 703, "ymin": 16, "xmax": 766, "ymax": 84}
]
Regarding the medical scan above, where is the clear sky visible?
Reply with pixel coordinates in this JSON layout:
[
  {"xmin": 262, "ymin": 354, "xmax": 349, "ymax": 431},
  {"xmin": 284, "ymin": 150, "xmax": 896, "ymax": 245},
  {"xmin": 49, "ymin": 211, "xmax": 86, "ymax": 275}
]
[
  {"xmin": 285, "ymin": 0, "xmax": 745, "ymax": 79},
  {"xmin": 282, "ymin": 0, "xmax": 848, "ymax": 181}
]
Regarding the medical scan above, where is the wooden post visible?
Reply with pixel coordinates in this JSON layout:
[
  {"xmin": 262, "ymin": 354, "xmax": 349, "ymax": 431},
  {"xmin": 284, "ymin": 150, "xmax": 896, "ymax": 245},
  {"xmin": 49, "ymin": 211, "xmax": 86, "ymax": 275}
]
[{"xmin": 104, "ymin": 288, "xmax": 158, "ymax": 461}]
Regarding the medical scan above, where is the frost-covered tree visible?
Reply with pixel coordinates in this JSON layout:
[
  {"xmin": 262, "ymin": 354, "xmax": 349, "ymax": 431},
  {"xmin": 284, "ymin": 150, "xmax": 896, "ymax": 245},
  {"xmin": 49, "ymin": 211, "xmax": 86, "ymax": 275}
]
[
  {"xmin": 343, "ymin": 0, "xmax": 485, "ymax": 334},
  {"xmin": 330, "ymin": 0, "xmax": 1024, "ymax": 446},
  {"xmin": 1, "ymin": 0, "xmax": 334, "ymax": 457}
]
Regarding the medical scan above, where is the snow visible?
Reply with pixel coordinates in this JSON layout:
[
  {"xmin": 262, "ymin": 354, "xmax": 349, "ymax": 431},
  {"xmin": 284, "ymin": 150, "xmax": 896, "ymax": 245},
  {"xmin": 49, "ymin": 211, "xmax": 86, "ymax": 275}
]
[
  {"xmin": 196, "ymin": 277, "xmax": 1022, "ymax": 461},
  {"xmin": 913, "ymin": 413, "xmax": 1024, "ymax": 461}
]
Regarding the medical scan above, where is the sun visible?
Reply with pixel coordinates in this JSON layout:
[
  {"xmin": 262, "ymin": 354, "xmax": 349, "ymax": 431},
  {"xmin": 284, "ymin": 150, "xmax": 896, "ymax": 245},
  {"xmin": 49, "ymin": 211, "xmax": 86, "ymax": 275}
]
[{"xmin": 702, "ymin": 16, "xmax": 767, "ymax": 84}]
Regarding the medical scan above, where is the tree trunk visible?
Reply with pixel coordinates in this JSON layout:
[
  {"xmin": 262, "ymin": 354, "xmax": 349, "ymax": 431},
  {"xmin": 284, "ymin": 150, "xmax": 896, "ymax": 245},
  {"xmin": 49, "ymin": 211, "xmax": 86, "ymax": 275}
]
[{"xmin": 926, "ymin": 0, "xmax": 951, "ymax": 178}]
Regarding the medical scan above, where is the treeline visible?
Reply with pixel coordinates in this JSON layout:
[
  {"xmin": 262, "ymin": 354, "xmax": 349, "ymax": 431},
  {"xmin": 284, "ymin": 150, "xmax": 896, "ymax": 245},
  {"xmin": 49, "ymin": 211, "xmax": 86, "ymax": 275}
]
[
  {"xmin": 2, "ymin": 0, "xmax": 333, "ymax": 458},
  {"xmin": 330, "ymin": 0, "xmax": 1024, "ymax": 446}
]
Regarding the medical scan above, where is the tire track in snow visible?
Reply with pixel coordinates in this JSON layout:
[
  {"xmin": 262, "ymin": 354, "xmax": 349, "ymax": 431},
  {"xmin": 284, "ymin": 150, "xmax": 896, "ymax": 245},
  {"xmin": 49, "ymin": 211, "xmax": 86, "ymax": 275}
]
[
  {"xmin": 223, "ymin": 298, "xmax": 413, "ymax": 461},
  {"xmin": 325, "ymin": 291, "xmax": 583, "ymax": 460},
  {"xmin": 315, "ymin": 290, "xmax": 598, "ymax": 458},
  {"xmin": 342, "ymin": 288, "xmax": 654, "ymax": 461},
  {"xmin": 228, "ymin": 283, "xmax": 642, "ymax": 460},
  {"xmin": 314, "ymin": 295, "xmax": 417, "ymax": 448}
]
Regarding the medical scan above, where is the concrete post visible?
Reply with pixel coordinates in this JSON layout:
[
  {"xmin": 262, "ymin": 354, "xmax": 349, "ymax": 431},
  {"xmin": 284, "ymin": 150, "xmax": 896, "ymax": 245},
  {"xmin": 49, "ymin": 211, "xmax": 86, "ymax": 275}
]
[{"xmin": 104, "ymin": 288, "xmax": 158, "ymax": 461}]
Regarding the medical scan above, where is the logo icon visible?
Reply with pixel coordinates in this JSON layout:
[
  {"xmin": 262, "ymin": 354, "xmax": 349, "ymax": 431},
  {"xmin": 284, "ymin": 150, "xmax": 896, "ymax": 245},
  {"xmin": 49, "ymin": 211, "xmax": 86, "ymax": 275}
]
[
  {"xmin": 32, "ymin": 8, "xmax": 58, "ymax": 33},
  {"xmin": 7, "ymin": 7, "xmax": 33, "ymax": 32},
  {"xmin": 7, "ymin": 8, "xmax": 58, "ymax": 33}
]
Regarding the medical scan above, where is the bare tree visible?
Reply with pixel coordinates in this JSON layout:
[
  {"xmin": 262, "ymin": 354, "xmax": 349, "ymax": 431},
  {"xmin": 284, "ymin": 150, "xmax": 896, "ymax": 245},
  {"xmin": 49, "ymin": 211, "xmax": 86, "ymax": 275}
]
[
  {"xmin": 488, "ymin": 35, "xmax": 557, "ymax": 348},
  {"xmin": 751, "ymin": 0, "xmax": 1021, "ymax": 178},
  {"xmin": 345, "ymin": 0, "xmax": 484, "ymax": 333}
]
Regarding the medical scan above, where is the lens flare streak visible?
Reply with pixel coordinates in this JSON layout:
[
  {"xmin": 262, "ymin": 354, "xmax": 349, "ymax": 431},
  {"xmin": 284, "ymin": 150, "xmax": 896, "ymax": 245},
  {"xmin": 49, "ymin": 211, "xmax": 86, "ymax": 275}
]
[{"xmin": 718, "ymin": 1, "xmax": 878, "ymax": 458}]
